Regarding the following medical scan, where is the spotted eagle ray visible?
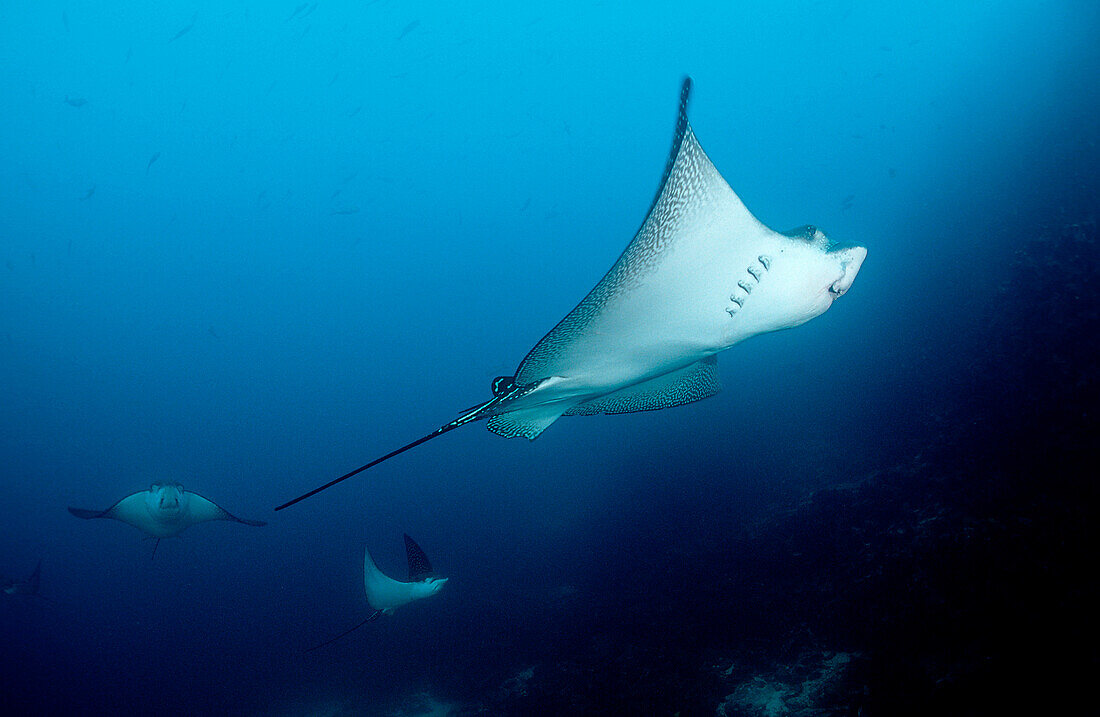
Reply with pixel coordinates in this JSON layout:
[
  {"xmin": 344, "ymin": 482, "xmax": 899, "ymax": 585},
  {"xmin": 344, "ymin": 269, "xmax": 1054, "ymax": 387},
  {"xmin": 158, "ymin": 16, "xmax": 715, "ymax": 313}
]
[
  {"xmin": 276, "ymin": 77, "xmax": 867, "ymax": 510},
  {"xmin": 306, "ymin": 534, "xmax": 447, "ymax": 651},
  {"xmin": 69, "ymin": 482, "xmax": 266, "ymax": 557}
]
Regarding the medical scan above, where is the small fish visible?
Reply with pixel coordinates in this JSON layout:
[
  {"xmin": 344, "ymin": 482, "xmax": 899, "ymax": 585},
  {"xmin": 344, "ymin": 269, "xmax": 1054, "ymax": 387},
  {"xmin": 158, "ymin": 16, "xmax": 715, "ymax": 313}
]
[
  {"xmin": 397, "ymin": 20, "xmax": 420, "ymax": 40},
  {"xmin": 208, "ymin": 326, "xmax": 220, "ymax": 339},
  {"xmin": 64, "ymin": 95, "xmax": 87, "ymax": 108},
  {"xmin": 146, "ymin": 152, "xmax": 161, "ymax": 174},
  {"xmin": 331, "ymin": 207, "xmax": 360, "ymax": 216},
  {"xmin": 286, "ymin": 2, "xmax": 308, "ymax": 21},
  {"xmin": 80, "ymin": 185, "xmax": 96, "ymax": 201},
  {"xmin": 169, "ymin": 13, "xmax": 197, "ymax": 43}
]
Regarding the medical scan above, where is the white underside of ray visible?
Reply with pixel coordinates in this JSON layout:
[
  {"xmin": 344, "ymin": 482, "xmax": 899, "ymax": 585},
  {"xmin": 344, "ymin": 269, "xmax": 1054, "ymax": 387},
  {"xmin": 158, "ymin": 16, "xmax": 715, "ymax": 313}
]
[
  {"xmin": 70, "ymin": 486, "xmax": 265, "ymax": 538},
  {"xmin": 108, "ymin": 491, "xmax": 221, "ymax": 537},
  {"xmin": 108, "ymin": 493, "xmax": 184, "ymax": 537},
  {"xmin": 269, "ymin": 79, "xmax": 866, "ymax": 511},
  {"xmin": 486, "ymin": 129, "xmax": 785, "ymax": 437},
  {"xmin": 480, "ymin": 94, "xmax": 865, "ymax": 441},
  {"xmin": 363, "ymin": 548, "xmax": 446, "ymax": 614}
]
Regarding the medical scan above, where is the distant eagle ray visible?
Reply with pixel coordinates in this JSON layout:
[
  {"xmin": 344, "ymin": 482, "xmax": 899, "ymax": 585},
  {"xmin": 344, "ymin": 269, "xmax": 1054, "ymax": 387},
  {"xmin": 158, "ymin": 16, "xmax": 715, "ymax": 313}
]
[
  {"xmin": 306, "ymin": 534, "xmax": 446, "ymax": 652},
  {"xmin": 70, "ymin": 482, "xmax": 266, "ymax": 557},
  {"xmin": 275, "ymin": 77, "xmax": 867, "ymax": 511}
]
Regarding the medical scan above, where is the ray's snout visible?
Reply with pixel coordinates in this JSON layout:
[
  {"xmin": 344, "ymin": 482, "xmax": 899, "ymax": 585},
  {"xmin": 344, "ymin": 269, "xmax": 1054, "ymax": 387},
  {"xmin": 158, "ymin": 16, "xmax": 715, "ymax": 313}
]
[{"xmin": 829, "ymin": 245, "xmax": 867, "ymax": 297}]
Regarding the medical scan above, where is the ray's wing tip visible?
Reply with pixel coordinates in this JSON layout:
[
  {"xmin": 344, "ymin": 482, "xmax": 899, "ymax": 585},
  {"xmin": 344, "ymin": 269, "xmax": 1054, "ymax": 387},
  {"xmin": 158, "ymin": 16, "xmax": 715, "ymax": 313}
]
[
  {"xmin": 678, "ymin": 76, "xmax": 694, "ymax": 124},
  {"xmin": 67, "ymin": 507, "xmax": 100, "ymax": 519},
  {"xmin": 404, "ymin": 534, "xmax": 435, "ymax": 580}
]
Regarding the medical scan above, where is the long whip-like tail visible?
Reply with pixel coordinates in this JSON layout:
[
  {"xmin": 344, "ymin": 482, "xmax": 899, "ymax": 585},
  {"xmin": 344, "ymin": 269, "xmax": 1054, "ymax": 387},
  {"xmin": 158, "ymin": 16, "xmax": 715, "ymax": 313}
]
[
  {"xmin": 274, "ymin": 394, "xmax": 503, "ymax": 511},
  {"xmin": 303, "ymin": 610, "xmax": 382, "ymax": 653}
]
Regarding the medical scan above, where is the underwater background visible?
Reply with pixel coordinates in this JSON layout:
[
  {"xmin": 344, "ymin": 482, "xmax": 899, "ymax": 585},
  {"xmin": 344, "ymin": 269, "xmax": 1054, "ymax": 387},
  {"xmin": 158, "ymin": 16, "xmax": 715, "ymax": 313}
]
[{"xmin": 2, "ymin": 1, "xmax": 1097, "ymax": 715}]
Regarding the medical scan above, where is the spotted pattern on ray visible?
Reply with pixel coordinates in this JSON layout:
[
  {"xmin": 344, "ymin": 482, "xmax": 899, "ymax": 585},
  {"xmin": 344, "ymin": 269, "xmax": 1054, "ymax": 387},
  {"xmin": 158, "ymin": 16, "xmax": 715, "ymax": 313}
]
[{"xmin": 515, "ymin": 80, "xmax": 721, "ymax": 385}]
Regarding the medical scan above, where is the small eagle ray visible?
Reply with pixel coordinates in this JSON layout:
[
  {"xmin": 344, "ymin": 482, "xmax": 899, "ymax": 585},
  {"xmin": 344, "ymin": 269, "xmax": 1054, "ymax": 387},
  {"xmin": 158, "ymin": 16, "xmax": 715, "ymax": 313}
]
[
  {"xmin": 306, "ymin": 534, "xmax": 447, "ymax": 652},
  {"xmin": 70, "ymin": 482, "xmax": 266, "ymax": 557}
]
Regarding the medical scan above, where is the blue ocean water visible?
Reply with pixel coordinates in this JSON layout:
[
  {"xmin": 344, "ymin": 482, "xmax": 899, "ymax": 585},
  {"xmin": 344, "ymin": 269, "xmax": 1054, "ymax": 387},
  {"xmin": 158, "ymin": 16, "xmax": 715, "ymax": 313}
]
[{"xmin": 1, "ymin": 2, "xmax": 1097, "ymax": 715}]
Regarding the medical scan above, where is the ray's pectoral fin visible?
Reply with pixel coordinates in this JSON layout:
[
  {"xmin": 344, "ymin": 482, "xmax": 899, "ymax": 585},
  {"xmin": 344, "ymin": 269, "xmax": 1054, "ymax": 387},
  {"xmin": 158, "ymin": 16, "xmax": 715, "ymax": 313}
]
[
  {"xmin": 68, "ymin": 507, "xmax": 107, "ymax": 520},
  {"xmin": 564, "ymin": 356, "xmax": 721, "ymax": 416},
  {"xmin": 404, "ymin": 533, "xmax": 434, "ymax": 581},
  {"xmin": 67, "ymin": 493, "xmax": 145, "ymax": 523},
  {"xmin": 187, "ymin": 493, "xmax": 267, "ymax": 527}
]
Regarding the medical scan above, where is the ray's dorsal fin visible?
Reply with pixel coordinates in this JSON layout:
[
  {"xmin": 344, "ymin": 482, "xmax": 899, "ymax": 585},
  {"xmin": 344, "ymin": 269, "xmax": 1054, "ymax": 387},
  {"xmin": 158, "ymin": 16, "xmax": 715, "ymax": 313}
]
[{"xmin": 404, "ymin": 534, "xmax": 433, "ymax": 581}]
